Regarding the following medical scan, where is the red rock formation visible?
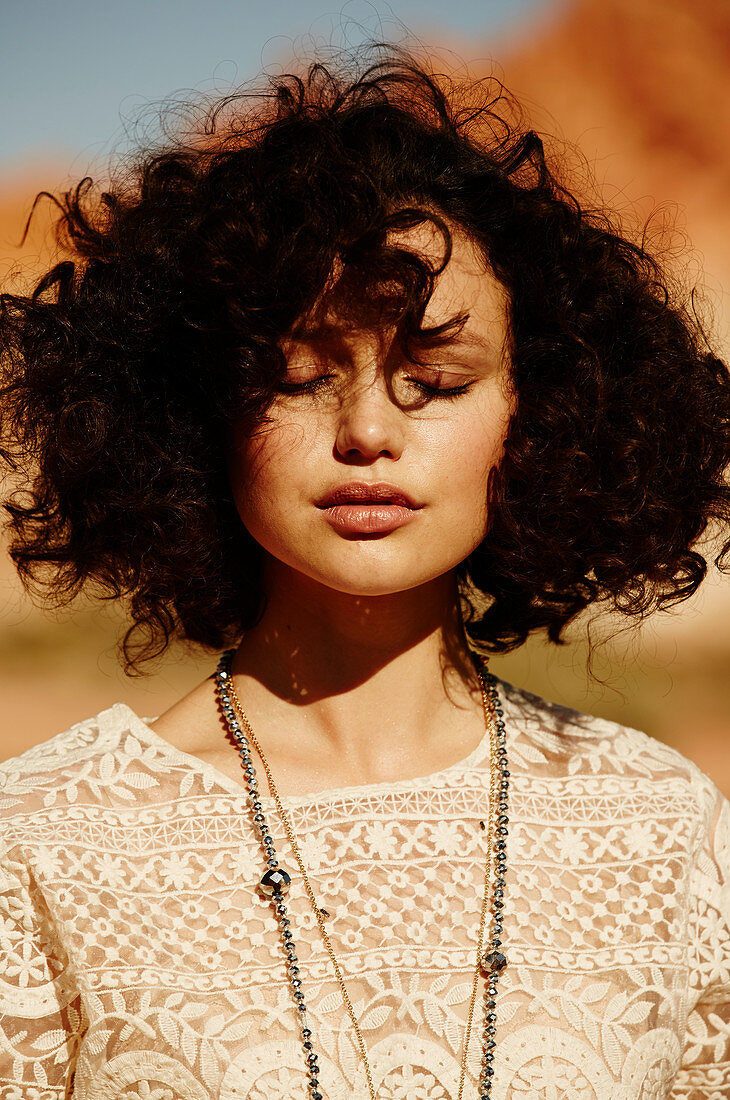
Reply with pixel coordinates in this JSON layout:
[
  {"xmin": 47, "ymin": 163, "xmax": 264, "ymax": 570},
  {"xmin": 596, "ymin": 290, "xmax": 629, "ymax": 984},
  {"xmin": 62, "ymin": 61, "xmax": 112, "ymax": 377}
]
[{"xmin": 496, "ymin": 0, "xmax": 730, "ymax": 347}]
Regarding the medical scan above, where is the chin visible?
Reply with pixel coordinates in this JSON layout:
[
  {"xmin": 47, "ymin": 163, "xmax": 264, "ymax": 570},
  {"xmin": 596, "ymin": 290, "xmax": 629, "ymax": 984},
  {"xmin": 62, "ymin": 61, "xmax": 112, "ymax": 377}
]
[{"xmin": 306, "ymin": 562, "xmax": 448, "ymax": 598}]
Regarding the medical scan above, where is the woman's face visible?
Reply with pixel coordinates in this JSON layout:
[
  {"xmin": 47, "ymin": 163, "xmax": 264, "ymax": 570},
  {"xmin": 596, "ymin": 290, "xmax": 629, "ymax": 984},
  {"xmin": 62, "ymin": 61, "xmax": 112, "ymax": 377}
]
[{"xmin": 228, "ymin": 219, "xmax": 514, "ymax": 598}]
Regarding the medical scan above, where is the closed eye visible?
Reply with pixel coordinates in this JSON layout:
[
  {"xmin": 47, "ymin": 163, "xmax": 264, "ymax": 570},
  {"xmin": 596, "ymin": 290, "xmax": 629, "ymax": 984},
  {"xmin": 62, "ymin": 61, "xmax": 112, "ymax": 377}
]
[
  {"xmin": 406, "ymin": 378, "xmax": 474, "ymax": 400},
  {"xmin": 275, "ymin": 374, "xmax": 474, "ymax": 400},
  {"xmin": 276, "ymin": 374, "xmax": 336, "ymax": 395}
]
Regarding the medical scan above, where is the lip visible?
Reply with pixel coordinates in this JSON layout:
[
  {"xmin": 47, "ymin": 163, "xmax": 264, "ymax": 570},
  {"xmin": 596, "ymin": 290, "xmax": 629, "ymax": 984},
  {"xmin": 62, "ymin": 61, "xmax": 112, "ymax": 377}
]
[
  {"xmin": 315, "ymin": 482, "xmax": 422, "ymax": 509},
  {"xmin": 315, "ymin": 481, "xmax": 423, "ymax": 536}
]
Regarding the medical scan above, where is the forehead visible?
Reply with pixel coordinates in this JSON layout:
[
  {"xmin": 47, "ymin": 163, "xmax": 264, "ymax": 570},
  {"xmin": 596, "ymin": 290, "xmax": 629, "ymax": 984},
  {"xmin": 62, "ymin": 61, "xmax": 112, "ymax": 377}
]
[
  {"xmin": 393, "ymin": 218, "xmax": 508, "ymax": 340},
  {"xmin": 287, "ymin": 216, "xmax": 509, "ymax": 354}
]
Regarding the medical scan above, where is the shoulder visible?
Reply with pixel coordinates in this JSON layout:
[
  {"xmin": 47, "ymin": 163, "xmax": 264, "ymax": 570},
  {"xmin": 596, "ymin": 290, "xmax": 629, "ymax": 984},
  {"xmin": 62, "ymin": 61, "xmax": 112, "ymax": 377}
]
[
  {"xmin": 496, "ymin": 675, "xmax": 725, "ymax": 827},
  {"xmin": 0, "ymin": 703, "xmax": 167, "ymax": 827}
]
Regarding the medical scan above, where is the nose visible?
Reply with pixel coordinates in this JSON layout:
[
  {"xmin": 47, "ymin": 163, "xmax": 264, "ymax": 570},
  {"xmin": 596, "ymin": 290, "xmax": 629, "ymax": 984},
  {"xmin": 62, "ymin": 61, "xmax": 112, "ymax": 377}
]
[{"xmin": 334, "ymin": 371, "xmax": 405, "ymax": 463}]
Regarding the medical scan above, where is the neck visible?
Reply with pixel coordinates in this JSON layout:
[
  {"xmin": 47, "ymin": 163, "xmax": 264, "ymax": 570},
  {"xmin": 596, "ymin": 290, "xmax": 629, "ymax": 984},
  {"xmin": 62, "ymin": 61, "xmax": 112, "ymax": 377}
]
[{"xmin": 230, "ymin": 559, "xmax": 484, "ymax": 765}]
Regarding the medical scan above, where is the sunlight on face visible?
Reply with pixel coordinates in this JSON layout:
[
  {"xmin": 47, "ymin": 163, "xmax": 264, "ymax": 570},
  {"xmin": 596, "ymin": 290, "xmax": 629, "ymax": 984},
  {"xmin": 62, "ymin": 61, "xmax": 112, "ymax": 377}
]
[{"xmin": 228, "ymin": 217, "xmax": 515, "ymax": 598}]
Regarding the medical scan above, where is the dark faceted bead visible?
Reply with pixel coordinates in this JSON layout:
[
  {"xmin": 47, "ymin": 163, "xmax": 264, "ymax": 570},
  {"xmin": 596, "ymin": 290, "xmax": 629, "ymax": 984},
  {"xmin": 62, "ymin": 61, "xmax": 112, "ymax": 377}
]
[
  {"xmin": 482, "ymin": 949, "xmax": 507, "ymax": 972},
  {"xmin": 312, "ymin": 1092, "xmax": 323, "ymax": 1100},
  {"xmin": 494, "ymin": 889, "xmax": 504, "ymax": 899},
  {"xmin": 484, "ymin": 1066, "xmax": 494, "ymax": 1077},
  {"xmin": 486, "ymin": 1024, "xmax": 496, "ymax": 1036},
  {"xmin": 497, "ymin": 827, "xmax": 508, "ymax": 836},
  {"xmin": 304, "ymin": 1040, "xmax": 313, "ymax": 1050},
  {"xmin": 496, "ymin": 840, "xmax": 506, "ymax": 851},
  {"xmin": 486, "ymin": 1012, "xmax": 497, "ymax": 1023},
  {"xmin": 486, "ymin": 1040, "xmax": 496, "ymax": 1050},
  {"xmin": 302, "ymin": 1028, "xmax": 312, "ymax": 1038},
  {"xmin": 260, "ymin": 867, "xmax": 292, "ymax": 896},
  {"xmin": 485, "ymin": 1052, "xmax": 494, "ymax": 1063},
  {"xmin": 494, "ymin": 899, "xmax": 503, "ymax": 909},
  {"xmin": 263, "ymin": 834, "xmax": 274, "ymax": 845},
  {"xmin": 297, "ymin": 1003, "xmax": 307, "ymax": 1012}
]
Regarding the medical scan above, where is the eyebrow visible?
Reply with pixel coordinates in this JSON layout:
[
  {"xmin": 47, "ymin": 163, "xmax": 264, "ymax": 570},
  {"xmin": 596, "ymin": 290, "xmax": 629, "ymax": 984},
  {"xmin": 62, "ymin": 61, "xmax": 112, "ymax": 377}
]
[{"xmin": 440, "ymin": 332, "xmax": 491, "ymax": 350}]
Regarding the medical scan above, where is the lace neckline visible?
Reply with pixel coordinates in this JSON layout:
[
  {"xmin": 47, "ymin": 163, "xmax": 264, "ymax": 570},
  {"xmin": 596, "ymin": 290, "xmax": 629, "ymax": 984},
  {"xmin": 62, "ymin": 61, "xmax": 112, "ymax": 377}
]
[{"xmin": 101, "ymin": 684, "xmax": 511, "ymax": 806}]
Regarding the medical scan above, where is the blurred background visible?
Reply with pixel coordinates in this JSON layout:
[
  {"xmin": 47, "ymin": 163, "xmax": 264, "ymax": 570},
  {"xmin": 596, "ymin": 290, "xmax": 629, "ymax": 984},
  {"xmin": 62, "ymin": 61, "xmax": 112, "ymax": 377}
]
[{"xmin": 1, "ymin": 0, "xmax": 728, "ymax": 791}]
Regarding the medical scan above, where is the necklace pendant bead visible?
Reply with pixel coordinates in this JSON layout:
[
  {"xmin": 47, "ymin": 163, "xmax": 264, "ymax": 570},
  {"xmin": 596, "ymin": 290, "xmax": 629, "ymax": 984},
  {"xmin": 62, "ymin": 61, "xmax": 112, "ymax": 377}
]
[
  {"xmin": 481, "ymin": 949, "xmax": 507, "ymax": 973},
  {"xmin": 259, "ymin": 866, "xmax": 292, "ymax": 896}
]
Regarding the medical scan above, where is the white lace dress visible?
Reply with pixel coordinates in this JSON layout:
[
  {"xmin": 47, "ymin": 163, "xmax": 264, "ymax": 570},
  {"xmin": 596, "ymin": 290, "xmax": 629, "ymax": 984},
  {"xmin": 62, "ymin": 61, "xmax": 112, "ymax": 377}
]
[{"xmin": 1, "ymin": 677, "xmax": 728, "ymax": 1099}]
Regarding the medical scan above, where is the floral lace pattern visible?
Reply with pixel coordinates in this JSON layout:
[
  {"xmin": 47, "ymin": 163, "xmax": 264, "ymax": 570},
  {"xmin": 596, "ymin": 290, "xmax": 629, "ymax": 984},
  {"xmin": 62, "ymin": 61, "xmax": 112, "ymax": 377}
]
[{"xmin": 1, "ymin": 678, "xmax": 728, "ymax": 1098}]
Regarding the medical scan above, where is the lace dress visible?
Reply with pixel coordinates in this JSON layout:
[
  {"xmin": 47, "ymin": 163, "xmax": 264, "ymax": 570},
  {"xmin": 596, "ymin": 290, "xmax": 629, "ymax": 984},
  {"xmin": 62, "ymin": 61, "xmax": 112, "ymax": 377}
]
[{"xmin": 1, "ymin": 676, "xmax": 728, "ymax": 1099}]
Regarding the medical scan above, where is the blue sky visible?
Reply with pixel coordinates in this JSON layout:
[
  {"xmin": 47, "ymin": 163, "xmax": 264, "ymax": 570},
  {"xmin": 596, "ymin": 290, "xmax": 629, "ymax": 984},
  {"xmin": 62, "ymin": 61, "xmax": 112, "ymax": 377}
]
[{"xmin": 0, "ymin": 0, "xmax": 558, "ymax": 173}]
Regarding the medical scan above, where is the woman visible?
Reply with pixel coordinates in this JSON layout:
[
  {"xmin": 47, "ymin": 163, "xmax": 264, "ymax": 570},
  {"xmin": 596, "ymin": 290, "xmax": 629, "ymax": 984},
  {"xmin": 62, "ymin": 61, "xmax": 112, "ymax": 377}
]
[{"xmin": 0, "ymin": 47, "xmax": 728, "ymax": 1099}]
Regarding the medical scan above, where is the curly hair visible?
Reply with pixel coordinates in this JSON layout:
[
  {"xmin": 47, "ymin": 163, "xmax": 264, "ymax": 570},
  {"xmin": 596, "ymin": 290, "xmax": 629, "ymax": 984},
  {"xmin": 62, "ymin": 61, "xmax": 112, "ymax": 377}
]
[{"xmin": 1, "ymin": 45, "xmax": 729, "ymax": 672}]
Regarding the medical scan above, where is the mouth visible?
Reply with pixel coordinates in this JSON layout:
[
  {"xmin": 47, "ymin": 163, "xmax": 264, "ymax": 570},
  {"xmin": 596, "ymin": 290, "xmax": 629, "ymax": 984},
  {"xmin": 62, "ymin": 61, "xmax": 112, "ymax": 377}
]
[
  {"xmin": 315, "ymin": 482, "xmax": 421, "ymax": 509},
  {"xmin": 315, "ymin": 482, "xmax": 423, "ymax": 536}
]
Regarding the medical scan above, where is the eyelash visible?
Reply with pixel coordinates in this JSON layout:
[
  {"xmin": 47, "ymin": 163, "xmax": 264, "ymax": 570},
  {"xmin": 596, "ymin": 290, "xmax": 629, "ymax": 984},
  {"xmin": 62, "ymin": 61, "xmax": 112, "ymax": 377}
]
[
  {"xmin": 277, "ymin": 375, "xmax": 474, "ymax": 400},
  {"xmin": 409, "ymin": 379, "xmax": 473, "ymax": 400}
]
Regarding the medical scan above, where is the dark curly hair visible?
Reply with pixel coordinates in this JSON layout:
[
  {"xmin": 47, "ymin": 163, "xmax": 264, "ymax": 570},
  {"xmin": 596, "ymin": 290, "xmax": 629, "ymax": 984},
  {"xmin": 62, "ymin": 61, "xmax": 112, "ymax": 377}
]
[{"xmin": 1, "ymin": 45, "xmax": 729, "ymax": 672}]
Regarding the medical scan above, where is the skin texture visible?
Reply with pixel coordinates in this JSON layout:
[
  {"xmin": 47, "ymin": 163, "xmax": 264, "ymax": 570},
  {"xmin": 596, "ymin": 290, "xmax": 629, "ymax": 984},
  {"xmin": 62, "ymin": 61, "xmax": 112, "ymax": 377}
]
[{"xmin": 150, "ymin": 219, "xmax": 515, "ymax": 796}]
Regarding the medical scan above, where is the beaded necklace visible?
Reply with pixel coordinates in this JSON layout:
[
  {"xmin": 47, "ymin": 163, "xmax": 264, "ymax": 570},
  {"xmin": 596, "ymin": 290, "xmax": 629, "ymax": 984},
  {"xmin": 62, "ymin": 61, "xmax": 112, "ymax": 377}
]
[{"xmin": 214, "ymin": 649, "xmax": 510, "ymax": 1098}]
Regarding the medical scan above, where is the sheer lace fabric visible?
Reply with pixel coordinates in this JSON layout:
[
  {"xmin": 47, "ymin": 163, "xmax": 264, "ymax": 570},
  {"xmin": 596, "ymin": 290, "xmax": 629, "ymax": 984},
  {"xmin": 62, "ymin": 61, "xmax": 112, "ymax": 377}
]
[{"xmin": 0, "ymin": 677, "xmax": 728, "ymax": 1099}]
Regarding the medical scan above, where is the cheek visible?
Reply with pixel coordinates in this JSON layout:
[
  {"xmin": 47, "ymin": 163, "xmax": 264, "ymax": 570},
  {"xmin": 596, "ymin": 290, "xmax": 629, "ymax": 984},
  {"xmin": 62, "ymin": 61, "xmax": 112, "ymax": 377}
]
[
  {"xmin": 228, "ymin": 417, "xmax": 311, "ymax": 526},
  {"xmin": 432, "ymin": 398, "xmax": 512, "ymax": 547},
  {"xmin": 438, "ymin": 399, "xmax": 511, "ymax": 488}
]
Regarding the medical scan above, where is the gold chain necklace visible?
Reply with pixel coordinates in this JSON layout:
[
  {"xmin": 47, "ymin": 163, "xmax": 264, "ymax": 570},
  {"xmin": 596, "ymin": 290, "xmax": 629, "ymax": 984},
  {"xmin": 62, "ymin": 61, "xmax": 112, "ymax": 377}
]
[{"xmin": 215, "ymin": 651, "xmax": 509, "ymax": 1100}]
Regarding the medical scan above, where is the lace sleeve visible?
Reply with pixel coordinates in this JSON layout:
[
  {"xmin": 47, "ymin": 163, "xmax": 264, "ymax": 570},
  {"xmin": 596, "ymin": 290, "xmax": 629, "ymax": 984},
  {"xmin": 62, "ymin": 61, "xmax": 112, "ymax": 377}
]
[
  {"xmin": 669, "ymin": 790, "xmax": 730, "ymax": 1099},
  {"xmin": 0, "ymin": 848, "xmax": 86, "ymax": 1094}
]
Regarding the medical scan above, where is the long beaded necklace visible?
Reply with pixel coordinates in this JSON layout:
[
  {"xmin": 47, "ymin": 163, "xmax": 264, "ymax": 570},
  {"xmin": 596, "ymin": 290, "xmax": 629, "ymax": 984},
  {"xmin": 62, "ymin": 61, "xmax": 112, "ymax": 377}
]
[{"xmin": 214, "ymin": 649, "xmax": 510, "ymax": 1099}]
